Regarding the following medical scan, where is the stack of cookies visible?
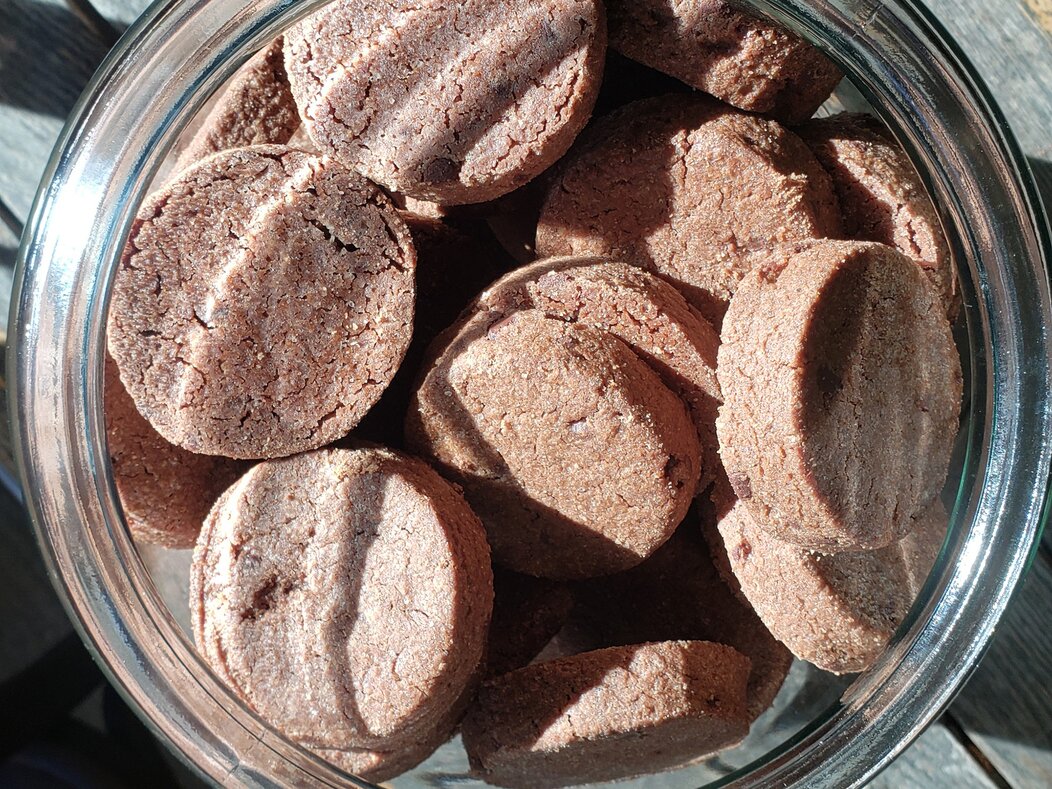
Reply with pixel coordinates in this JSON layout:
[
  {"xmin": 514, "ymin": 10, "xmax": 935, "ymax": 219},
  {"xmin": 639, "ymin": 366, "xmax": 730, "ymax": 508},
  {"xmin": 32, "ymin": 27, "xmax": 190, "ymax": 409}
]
[{"xmin": 105, "ymin": 0, "xmax": 961, "ymax": 786}]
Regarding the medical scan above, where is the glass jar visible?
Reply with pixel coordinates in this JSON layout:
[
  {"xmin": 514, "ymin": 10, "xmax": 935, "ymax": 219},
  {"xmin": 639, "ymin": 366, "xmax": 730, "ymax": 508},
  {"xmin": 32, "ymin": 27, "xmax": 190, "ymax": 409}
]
[{"xmin": 8, "ymin": 0, "xmax": 1052, "ymax": 785}]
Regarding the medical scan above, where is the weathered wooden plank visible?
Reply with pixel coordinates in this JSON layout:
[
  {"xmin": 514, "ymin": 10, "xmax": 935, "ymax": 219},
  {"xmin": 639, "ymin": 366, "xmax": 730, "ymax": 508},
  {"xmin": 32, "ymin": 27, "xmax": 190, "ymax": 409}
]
[
  {"xmin": 86, "ymin": 0, "xmax": 152, "ymax": 29},
  {"xmin": 873, "ymin": 722, "xmax": 1000, "ymax": 789},
  {"xmin": 1022, "ymin": 0, "xmax": 1052, "ymax": 35},
  {"xmin": 0, "ymin": 485, "xmax": 73, "ymax": 684},
  {"xmin": 0, "ymin": 0, "xmax": 112, "ymax": 222},
  {"xmin": 0, "ymin": 214, "xmax": 20, "ymax": 491},
  {"xmin": 926, "ymin": 0, "xmax": 1052, "ymax": 161},
  {"xmin": 0, "ymin": 214, "xmax": 18, "ymax": 346},
  {"xmin": 949, "ymin": 555, "xmax": 1052, "ymax": 788}
]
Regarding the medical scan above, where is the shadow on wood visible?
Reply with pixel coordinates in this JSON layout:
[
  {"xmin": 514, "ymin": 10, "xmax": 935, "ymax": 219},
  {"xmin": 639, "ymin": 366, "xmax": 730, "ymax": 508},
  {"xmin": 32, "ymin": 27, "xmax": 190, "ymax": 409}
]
[
  {"xmin": 949, "ymin": 555, "xmax": 1052, "ymax": 787},
  {"xmin": 0, "ymin": 0, "xmax": 111, "ymax": 118}
]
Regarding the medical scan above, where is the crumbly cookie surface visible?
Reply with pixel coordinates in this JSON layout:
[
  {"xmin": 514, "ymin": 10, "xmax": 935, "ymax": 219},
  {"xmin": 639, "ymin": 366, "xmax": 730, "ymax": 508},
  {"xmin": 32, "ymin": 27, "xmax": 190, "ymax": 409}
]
[
  {"xmin": 717, "ymin": 240, "xmax": 961, "ymax": 549},
  {"xmin": 462, "ymin": 641, "xmax": 751, "ymax": 788},
  {"xmin": 475, "ymin": 257, "xmax": 722, "ymax": 489},
  {"xmin": 108, "ymin": 146, "xmax": 416, "ymax": 459},
  {"xmin": 173, "ymin": 39, "xmax": 300, "ymax": 173},
  {"xmin": 105, "ymin": 356, "xmax": 244, "ymax": 548},
  {"xmin": 190, "ymin": 446, "xmax": 493, "ymax": 750},
  {"xmin": 606, "ymin": 0, "xmax": 842, "ymax": 122},
  {"xmin": 801, "ymin": 113, "xmax": 958, "ymax": 317},
  {"xmin": 284, "ymin": 0, "xmax": 606, "ymax": 204},
  {"xmin": 408, "ymin": 308, "xmax": 700, "ymax": 579},
  {"xmin": 712, "ymin": 493, "xmax": 947, "ymax": 673},
  {"xmin": 536, "ymin": 95, "xmax": 841, "ymax": 326}
]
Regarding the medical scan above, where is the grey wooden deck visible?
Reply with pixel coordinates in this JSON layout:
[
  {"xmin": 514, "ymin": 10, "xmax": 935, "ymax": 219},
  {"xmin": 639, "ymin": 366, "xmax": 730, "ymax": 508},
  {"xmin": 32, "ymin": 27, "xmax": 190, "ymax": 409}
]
[{"xmin": 0, "ymin": 0, "xmax": 1049, "ymax": 786}]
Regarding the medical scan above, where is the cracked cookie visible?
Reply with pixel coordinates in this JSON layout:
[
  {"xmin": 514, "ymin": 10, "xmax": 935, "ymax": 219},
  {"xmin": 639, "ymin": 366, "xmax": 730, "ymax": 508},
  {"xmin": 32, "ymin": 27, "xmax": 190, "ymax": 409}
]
[
  {"xmin": 108, "ymin": 145, "xmax": 416, "ymax": 460},
  {"xmin": 283, "ymin": 0, "xmax": 606, "ymax": 205},
  {"xmin": 716, "ymin": 239, "xmax": 962, "ymax": 550},
  {"xmin": 190, "ymin": 446, "xmax": 493, "ymax": 751},
  {"xmin": 474, "ymin": 257, "xmax": 722, "ymax": 490},
  {"xmin": 563, "ymin": 521, "xmax": 792, "ymax": 722},
  {"xmin": 800, "ymin": 113, "xmax": 958, "ymax": 317},
  {"xmin": 536, "ymin": 95, "xmax": 841, "ymax": 327},
  {"xmin": 462, "ymin": 641, "xmax": 751, "ymax": 788},
  {"xmin": 407, "ymin": 308, "xmax": 700, "ymax": 579},
  {"xmin": 709, "ymin": 488, "xmax": 947, "ymax": 674},
  {"xmin": 313, "ymin": 681, "xmax": 473, "ymax": 782},
  {"xmin": 605, "ymin": 0, "xmax": 842, "ymax": 123},
  {"xmin": 104, "ymin": 355, "xmax": 244, "ymax": 549}
]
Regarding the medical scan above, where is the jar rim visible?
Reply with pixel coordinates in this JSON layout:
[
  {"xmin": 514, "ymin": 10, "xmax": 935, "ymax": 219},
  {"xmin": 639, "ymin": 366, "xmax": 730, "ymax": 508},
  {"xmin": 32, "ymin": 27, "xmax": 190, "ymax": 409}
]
[{"xmin": 8, "ymin": 0, "xmax": 1052, "ymax": 786}]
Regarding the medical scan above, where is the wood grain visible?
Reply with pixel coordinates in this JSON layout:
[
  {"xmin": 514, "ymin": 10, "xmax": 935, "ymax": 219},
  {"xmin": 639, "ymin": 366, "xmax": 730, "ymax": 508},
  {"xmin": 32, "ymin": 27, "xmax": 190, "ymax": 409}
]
[
  {"xmin": 950, "ymin": 556, "xmax": 1052, "ymax": 787},
  {"xmin": 932, "ymin": 4, "xmax": 1052, "ymax": 771},
  {"xmin": 0, "ymin": 214, "xmax": 19, "ymax": 487},
  {"xmin": 0, "ymin": 0, "xmax": 111, "ymax": 222},
  {"xmin": 88, "ymin": 0, "xmax": 151, "ymax": 29},
  {"xmin": 925, "ymin": 0, "xmax": 1052, "ymax": 163},
  {"xmin": 0, "ymin": 484, "xmax": 73, "ymax": 684},
  {"xmin": 874, "ymin": 723, "xmax": 1000, "ymax": 788},
  {"xmin": 1022, "ymin": 0, "xmax": 1052, "ymax": 35},
  {"xmin": 0, "ymin": 214, "xmax": 18, "ymax": 347}
]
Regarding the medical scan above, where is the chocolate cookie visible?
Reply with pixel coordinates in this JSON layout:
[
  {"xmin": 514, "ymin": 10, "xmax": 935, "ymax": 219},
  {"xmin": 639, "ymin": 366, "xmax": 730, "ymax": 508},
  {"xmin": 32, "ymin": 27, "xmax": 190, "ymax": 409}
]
[
  {"xmin": 190, "ymin": 446, "xmax": 492, "ymax": 750},
  {"xmin": 313, "ymin": 747, "xmax": 422, "ymax": 785},
  {"xmin": 800, "ymin": 113, "xmax": 957, "ymax": 316},
  {"xmin": 353, "ymin": 211, "xmax": 511, "ymax": 446},
  {"xmin": 475, "ymin": 257, "xmax": 721, "ymax": 488},
  {"xmin": 486, "ymin": 570, "xmax": 574, "ymax": 677},
  {"xmin": 285, "ymin": 124, "xmax": 319, "ymax": 153},
  {"xmin": 563, "ymin": 521, "xmax": 792, "ymax": 722},
  {"xmin": 407, "ymin": 308, "xmax": 700, "ymax": 579},
  {"xmin": 536, "ymin": 95, "xmax": 841, "ymax": 326},
  {"xmin": 716, "ymin": 240, "xmax": 962, "ymax": 550},
  {"xmin": 104, "ymin": 356, "xmax": 244, "ymax": 548},
  {"xmin": 173, "ymin": 38, "xmax": 300, "ymax": 173},
  {"xmin": 284, "ymin": 0, "xmax": 606, "ymax": 205},
  {"xmin": 462, "ymin": 641, "xmax": 751, "ymax": 788},
  {"xmin": 108, "ymin": 146, "xmax": 416, "ymax": 459},
  {"xmin": 711, "ymin": 493, "xmax": 947, "ymax": 674},
  {"xmin": 313, "ymin": 686, "xmax": 468, "ymax": 782},
  {"xmin": 606, "ymin": 0, "xmax": 842, "ymax": 122}
]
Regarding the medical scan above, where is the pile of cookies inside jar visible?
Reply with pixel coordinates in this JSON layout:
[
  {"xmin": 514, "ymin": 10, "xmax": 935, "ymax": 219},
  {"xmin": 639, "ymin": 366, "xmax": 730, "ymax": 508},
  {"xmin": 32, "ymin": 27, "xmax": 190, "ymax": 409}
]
[{"xmin": 105, "ymin": 0, "xmax": 962, "ymax": 785}]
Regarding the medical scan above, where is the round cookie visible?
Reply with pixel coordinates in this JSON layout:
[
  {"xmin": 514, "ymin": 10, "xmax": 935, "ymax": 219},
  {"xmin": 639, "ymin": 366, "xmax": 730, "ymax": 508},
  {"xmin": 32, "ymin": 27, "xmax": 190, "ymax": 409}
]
[
  {"xmin": 800, "ymin": 113, "xmax": 957, "ymax": 317},
  {"xmin": 407, "ymin": 308, "xmax": 701, "ymax": 579},
  {"xmin": 108, "ymin": 145, "xmax": 416, "ymax": 460},
  {"xmin": 536, "ymin": 95, "xmax": 841, "ymax": 326},
  {"xmin": 711, "ymin": 493, "xmax": 948, "ymax": 674},
  {"xmin": 173, "ymin": 38, "xmax": 300, "ymax": 173},
  {"xmin": 352, "ymin": 211, "xmax": 511, "ymax": 446},
  {"xmin": 562, "ymin": 521, "xmax": 792, "ymax": 722},
  {"xmin": 475, "ymin": 257, "xmax": 722, "ymax": 489},
  {"xmin": 283, "ymin": 0, "xmax": 606, "ymax": 205},
  {"xmin": 104, "ymin": 356, "xmax": 244, "ymax": 548},
  {"xmin": 486, "ymin": 569, "xmax": 574, "ymax": 677},
  {"xmin": 190, "ymin": 446, "xmax": 493, "ymax": 750},
  {"xmin": 606, "ymin": 0, "xmax": 842, "ymax": 123},
  {"xmin": 312, "ymin": 684, "xmax": 469, "ymax": 783},
  {"xmin": 316, "ymin": 741, "xmax": 439, "ymax": 785},
  {"xmin": 462, "ymin": 641, "xmax": 751, "ymax": 788},
  {"xmin": 716, "ymin": 239, "xmax": 962, "ymax": 550}
]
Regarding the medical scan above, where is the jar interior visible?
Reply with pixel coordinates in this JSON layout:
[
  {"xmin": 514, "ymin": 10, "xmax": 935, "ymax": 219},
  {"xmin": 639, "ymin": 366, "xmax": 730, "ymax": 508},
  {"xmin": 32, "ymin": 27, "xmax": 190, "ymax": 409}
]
[{"xmin": 120, "ymin": 69, "xmax": 976, "ymax": 788}]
